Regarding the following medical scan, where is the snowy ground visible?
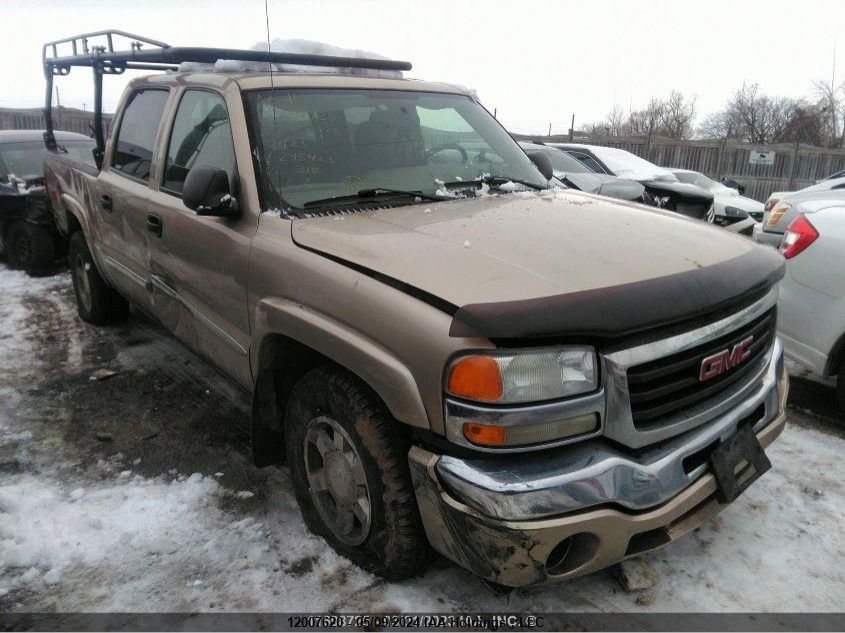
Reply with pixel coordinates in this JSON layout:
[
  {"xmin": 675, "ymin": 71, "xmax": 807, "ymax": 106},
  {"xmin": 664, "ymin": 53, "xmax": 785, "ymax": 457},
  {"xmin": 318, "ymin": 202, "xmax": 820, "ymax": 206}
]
[{"xmin": 1, "ymin": 264, "xmax": 844, "ymax": 614}]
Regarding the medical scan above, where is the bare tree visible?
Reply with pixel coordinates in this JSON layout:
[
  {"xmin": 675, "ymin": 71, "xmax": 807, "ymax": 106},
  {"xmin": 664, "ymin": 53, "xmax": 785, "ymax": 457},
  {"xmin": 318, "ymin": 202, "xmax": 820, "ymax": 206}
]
[
  {"xmin": 659, "ymin": 91, "xmax": 697, "ymax": 139},
  {"xmin": 812, "ymin": 78, "xmax": 844, "ymax": 147},
  {"xmin": 604, "ymin": 104, "xmax": 625, "ymax": 136},
  {"xmin": 709, "ymin": 83, "xmax": 801, "ymax": 144},
  {"xmin": 627, "ymin": 98, "xmax": 666, "ymax": 136},
  {"xmin": 623, "ymin": 93, "xmax": 696, "ymax": 139}
]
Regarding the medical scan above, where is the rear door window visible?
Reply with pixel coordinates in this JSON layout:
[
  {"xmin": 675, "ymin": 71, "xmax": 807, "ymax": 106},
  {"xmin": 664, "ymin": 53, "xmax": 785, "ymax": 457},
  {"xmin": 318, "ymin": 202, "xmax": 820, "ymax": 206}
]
[
  {"xmin": 111, "ymin": 89, "xmax": 169, "ymax": 181},
  {"xmin": 163, "ymin": 90, "xmax": 236, "ymax": 195}
]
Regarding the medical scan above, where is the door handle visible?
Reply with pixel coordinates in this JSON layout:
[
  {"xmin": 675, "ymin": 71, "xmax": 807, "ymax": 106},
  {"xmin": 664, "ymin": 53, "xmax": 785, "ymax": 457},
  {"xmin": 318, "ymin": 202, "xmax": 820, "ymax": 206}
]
[
  {"xmin": 100, "ymin": 194, "xmax": 113, "ymax": 213},
  {"xmin": 146, "ymin": 213, "xmax": 163, "ymax": 238}
]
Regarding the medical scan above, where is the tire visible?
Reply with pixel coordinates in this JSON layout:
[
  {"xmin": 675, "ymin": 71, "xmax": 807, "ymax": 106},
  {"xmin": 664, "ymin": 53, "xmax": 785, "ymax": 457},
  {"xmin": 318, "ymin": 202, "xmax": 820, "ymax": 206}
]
[
  {"xmin": 68, "ymin": 232, "xmax": 129, "ymax": 325},
  {"xmin": 6, "ymin": 221, "xmax": 56, "ymax": 274},
  {"xmin": 837, "ymin": 359, "xmax": 845, "ymax": 412},
  {"xmin": 285, "ymin": 366, "xmax": 432, "ymax": 580}
]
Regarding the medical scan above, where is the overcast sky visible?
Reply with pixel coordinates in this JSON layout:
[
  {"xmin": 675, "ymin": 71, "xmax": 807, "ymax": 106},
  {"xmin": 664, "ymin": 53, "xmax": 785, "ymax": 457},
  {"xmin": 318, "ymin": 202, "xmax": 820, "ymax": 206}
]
[{"xmin": 2, "ymin": 0, "xmax": 843, "ymax": 135}]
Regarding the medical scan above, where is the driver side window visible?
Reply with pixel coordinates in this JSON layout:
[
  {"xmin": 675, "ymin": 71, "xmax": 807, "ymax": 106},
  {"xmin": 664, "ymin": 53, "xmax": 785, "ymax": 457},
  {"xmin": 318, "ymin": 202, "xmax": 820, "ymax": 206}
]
[{"xmin": 163, "ymin": 90, "xmax": 235, "ymax": 195}]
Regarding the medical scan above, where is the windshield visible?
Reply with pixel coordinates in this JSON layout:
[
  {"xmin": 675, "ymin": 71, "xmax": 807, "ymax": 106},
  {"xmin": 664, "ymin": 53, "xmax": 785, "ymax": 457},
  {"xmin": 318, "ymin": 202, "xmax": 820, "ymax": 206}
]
[
  {"xmin": 0, "ymin": 140, "xmax": 96, "ymax": 181},
  {"xmin": 245, "ymin": 89, "xmax": 548, "ymax": 210},
  {"xmin": 526, "ymin": 147, "xmax": 593, "ymax": 176}
]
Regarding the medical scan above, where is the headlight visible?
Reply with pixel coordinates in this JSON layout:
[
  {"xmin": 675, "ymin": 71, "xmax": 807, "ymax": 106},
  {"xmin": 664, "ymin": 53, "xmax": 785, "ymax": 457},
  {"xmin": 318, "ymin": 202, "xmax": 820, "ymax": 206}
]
[
  {"xmin": 446, "ymin": 347, "xmax": 598, "ymax": 404},
  {"xmin": 723, "ymin": 206, "xmax": 749, "ymax": 219}
]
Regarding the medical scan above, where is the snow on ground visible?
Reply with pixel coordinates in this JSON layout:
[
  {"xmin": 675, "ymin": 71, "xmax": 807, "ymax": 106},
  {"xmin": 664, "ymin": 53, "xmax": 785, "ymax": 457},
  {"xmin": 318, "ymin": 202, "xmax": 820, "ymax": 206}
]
[{"xmin": 1, "ymin": 263, "xmax": 844, "ymax": 613}]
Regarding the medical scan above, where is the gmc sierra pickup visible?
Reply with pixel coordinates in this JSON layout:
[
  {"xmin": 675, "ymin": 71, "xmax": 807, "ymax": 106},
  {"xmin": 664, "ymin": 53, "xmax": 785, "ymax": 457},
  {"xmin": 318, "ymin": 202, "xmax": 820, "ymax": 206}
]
[{"xmin": 42, "ymin": 32, "xmax": 788, "ymax": 587}]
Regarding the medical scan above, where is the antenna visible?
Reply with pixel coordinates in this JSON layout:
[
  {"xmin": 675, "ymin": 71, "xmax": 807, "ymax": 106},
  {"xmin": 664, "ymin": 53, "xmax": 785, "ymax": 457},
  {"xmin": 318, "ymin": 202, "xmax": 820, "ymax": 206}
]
[{"xmin": 264, "ymin": 0, "xmax": 278, "ymax": 143}]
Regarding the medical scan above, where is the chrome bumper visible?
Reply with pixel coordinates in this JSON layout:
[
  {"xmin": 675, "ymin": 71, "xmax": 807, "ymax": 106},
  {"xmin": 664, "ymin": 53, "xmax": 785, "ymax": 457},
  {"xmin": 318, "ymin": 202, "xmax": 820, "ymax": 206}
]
[
  {"xmin": 433, "ymin": 338, "xmax": 786, "ymax": 521},
  {"xmin": 409, "ymin": 352, "xmax": 788, "ymax": 586}
]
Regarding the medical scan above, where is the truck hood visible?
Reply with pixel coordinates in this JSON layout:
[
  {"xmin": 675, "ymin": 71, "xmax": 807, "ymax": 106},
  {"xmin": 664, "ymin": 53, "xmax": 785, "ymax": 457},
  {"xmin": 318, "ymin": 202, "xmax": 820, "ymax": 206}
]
[{"xmin": 291, "ymin": 190, "xmax": 784, "ymax": 339}]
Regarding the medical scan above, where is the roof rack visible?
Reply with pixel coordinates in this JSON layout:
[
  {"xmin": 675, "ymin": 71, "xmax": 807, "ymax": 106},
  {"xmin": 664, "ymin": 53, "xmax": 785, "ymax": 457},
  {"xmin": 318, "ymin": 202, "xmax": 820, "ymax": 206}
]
[{"xmin": 42, "ymin": 30, "xmax": 413, "ymax": 167}]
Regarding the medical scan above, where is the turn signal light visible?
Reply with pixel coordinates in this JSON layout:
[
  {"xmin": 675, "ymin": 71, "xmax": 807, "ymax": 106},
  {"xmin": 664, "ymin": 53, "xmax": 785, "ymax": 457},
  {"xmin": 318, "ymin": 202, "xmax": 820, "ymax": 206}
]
[
  {"xmin": 462, "ymin": 414, "xmax": 599, "ymax": 447},
  {"xmin": 462, "ymin": 423, "xmax": 507, "ymax": 446},
  {"xmin": 447, "ymin": 356, "xmax": 503, "ymax": 402}
]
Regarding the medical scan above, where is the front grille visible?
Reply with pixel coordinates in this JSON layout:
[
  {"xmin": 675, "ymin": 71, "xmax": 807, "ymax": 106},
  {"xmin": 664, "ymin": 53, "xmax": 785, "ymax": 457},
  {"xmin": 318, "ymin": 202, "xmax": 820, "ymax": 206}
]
[{"xmin": 626, "ymin": 308, "xmax": 775, "ymax": 428}]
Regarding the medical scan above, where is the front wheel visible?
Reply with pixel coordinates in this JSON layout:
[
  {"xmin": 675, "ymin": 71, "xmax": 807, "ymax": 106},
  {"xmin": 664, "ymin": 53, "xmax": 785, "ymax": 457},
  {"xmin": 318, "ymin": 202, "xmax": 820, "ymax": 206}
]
[
  {"xmin": 837, "ymin": 359, "xmax": 845, "ymax": 412},
  {"xmin": 285, "ymin": 367, "xmax": 432, "ymax": 580},
  {"xmin": 68, "ymin": 232, "xmax": 129, "ymax": 325}
]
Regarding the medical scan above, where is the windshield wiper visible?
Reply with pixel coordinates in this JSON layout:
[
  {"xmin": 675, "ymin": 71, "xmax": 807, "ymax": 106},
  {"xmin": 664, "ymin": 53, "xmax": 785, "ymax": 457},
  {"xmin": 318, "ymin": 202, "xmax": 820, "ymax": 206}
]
[
  {"xmin": 303, "ymin": 188, "xmax": 448, "ymax": 209},
  {"xmin": 438, "ymin": 174, "xmax": 546, "ymax": 192}
]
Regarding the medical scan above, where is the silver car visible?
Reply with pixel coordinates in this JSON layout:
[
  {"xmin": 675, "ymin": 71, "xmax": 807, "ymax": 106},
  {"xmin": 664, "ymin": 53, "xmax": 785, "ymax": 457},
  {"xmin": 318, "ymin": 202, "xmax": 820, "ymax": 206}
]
[
  {"xmin": 756, "ymin": 177, "xmax": 845, "ymax": 247},
  {"xmin": 777, "ymin": 197, "xmax": 845, "ymax": 409}
]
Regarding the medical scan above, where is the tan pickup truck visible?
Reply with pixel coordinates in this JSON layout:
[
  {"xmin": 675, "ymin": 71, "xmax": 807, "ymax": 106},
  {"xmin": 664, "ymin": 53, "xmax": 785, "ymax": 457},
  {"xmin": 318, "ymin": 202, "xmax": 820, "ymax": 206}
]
[{"xmin": 42, "ymin": 32, "xmax": 788, "ymax": 587}]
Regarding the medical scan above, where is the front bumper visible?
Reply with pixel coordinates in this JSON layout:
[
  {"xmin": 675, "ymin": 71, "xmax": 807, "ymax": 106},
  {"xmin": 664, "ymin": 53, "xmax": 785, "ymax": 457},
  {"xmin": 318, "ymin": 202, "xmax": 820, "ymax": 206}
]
[{"xmin": 409, "ymin": 344, "xmax": 788, "ymax": 587}]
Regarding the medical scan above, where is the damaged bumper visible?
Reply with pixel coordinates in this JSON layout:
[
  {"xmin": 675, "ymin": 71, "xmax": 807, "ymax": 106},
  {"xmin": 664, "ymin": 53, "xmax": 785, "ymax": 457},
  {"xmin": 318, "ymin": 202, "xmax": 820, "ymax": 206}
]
[{"xmin": 409, "ymin": 342, "xmax": 788, "ymax": 587}]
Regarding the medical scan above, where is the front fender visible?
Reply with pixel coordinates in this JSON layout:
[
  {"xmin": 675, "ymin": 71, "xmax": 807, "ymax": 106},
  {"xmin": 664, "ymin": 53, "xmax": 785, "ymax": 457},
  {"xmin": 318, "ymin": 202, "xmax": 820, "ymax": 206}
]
[{"xmin": 252, "ymin": 296, "xmax": 430, "ymax": 429}]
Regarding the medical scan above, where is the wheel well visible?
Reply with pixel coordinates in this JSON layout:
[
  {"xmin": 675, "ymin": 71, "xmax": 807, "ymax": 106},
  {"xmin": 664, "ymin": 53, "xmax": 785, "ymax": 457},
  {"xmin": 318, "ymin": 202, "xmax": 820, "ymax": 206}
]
[
  {"xmin": 65, "ymin": 210, "xmax": 82, "ymax": 239},
  {"xmin": 825, "ymin": 332, "xmax": 845, "ymax": 377},
  {"xmin": 251, "ymin": 333, "xmax": 358, "ymax": 467}
]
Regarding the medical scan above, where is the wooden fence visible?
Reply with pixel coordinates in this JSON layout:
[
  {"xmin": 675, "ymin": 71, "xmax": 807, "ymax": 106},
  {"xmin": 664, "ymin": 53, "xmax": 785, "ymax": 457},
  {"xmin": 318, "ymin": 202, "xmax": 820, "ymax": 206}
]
[
  {"xmin": 515, "ymin": 134, "xmax": 845, "ymax": 202},
  {"xmin": 0, "ymin": 106, "xmax": 112, "ymax": 139}
]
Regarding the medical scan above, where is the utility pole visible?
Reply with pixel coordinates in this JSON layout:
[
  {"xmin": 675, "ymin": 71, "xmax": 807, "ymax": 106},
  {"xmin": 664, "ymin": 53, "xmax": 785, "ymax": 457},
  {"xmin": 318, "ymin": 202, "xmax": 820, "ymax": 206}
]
[
  {"xmin": 569, "ymin": 113, "xmax": 575, "ymax": 141},
  {"xmin": 493, "ymin": 107, "xmax": 497, "ymax": 119},
  {"xmin": 548, "ymin": 122, "xmax": 552, "ymax": 138}
]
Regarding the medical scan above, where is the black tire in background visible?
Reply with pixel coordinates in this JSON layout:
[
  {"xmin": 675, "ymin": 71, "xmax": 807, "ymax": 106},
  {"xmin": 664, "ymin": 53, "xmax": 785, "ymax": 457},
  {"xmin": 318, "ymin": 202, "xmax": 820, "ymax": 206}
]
[
  {"xmin": 285, "ymin": 366, "xmax": 432, "ymax": 580},
  {"xmin": 837, "ymin": 359, "xmax": 845, "ymax": 412},
  {"xmin": 68, "ymin": 231, "xmax": 129, "ymax": 325},
  {"xmin": 6, "ymin": 221, "xmax": 56, "ymax": 274}
]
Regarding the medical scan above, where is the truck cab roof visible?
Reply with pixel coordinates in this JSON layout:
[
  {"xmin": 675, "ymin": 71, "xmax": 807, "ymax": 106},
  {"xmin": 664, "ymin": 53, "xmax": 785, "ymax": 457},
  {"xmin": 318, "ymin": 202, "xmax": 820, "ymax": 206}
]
[{"xmin": 132, "ymin": 70, "xmax": 472, "ymax": 97}]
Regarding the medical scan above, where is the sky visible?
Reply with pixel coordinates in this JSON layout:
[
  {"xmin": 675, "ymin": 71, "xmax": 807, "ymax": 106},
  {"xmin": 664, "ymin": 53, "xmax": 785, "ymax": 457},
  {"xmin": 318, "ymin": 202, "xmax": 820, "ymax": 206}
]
[{"xmin": 2, "ymin": 0, "xmax": 844, "ymax": 135}]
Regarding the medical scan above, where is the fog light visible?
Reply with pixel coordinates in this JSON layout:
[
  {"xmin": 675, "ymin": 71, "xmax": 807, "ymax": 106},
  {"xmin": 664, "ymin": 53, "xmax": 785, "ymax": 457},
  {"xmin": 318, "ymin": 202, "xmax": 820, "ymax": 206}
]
[{"xmin": 462, "ymin": 413, "xmax": 598, "ymax": 447}]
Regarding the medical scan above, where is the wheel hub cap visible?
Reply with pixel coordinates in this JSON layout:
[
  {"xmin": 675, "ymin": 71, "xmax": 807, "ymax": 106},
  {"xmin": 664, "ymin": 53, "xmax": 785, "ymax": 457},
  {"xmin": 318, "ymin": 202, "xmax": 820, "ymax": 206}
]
[{"xmin": 303, "ymin": 416, "xmax": 372, "ymax": 546}]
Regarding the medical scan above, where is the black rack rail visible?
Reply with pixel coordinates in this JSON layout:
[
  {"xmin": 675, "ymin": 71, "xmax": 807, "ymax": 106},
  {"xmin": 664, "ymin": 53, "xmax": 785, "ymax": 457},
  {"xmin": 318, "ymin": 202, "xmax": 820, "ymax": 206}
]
[{"xmin": 43, "ymin": 30, "xmax": 413, "ymax": 167}]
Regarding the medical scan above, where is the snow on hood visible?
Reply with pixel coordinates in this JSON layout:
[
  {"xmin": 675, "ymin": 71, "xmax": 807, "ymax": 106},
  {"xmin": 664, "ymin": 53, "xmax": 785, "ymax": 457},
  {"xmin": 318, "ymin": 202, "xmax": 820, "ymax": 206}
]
[{"xmin": 179, "ymin": 38, "xmax": 403, "ymax": 78}]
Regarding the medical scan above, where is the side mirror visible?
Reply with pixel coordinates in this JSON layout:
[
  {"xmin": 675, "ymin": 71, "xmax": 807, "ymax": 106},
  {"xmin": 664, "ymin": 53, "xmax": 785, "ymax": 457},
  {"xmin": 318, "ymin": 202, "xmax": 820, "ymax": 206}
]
[
  {"xmin": 183, "ymin": 165, "xmax": 240, "ymax": 217},
  {"xmin": 528, "ymin": 152, "xmax": 554, "ymax": 181}
]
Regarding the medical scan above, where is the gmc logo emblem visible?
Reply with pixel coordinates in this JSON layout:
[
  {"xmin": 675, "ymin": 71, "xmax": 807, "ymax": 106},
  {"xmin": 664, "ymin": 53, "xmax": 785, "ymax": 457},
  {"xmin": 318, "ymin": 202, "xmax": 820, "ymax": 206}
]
[{"xmin": 699, "ymin": 336, "xmax": 754, "ymax": 382}]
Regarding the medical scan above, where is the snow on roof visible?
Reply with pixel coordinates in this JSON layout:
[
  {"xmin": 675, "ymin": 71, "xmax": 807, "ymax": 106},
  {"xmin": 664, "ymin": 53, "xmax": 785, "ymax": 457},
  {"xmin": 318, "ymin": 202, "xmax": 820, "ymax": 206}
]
[
  {"xmin": 582, "ymin": 145, "xmax": 677, "ymax": 182},
  {"xmin": 179, "ymin": 38, "xmax": 403, "ymax": 78}
]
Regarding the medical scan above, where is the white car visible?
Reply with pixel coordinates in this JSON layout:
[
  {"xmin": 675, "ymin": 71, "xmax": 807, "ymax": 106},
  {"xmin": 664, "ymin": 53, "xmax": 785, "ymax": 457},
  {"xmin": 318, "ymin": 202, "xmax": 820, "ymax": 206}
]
[
  {"xmin": 777, "ymin": 198, "xmax": 845, "ymax": 409},
  {"xmin": 757, "ymin": 178, "xmax": 845, "ymax": 248},
  {"xmin": 670, "ymin": 169, "xmax": 760, "ymax": 236}
]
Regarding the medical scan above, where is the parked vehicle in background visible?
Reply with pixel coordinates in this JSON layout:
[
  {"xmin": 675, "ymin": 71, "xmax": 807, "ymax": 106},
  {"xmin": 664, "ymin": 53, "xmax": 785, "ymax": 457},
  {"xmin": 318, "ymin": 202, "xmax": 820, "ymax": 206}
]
[
  {"xmin": 0, "ymin": 130, "xmax": 95, "ymax": 273},
  {"xmin": 669, "ymin": 169, "xmax": 760, "ymax": 235},
  {"xmin": 551, "ymin": 143, "xmax": 716, "ymax": 223},
  {"xmin": 518, "ymin": 142, "xmax": 645, "ymax": 202},
  {"xmin": 818, "ymin": 168, "xmax": 845, "ymax": 182},
  {"xmin": 720, "ymin": 178, "xmax": 746, "ymax": 196},
  {"xmin": 44, "ymin": 31, "xmax": 789, "ymax": 589},
  {"xmin": 776, "ymin": 199, "xmax": 845, "ymax": 410},
  {"xmin": 757, "ymin": 183, "xmax": 845, "ymax": 248}
]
